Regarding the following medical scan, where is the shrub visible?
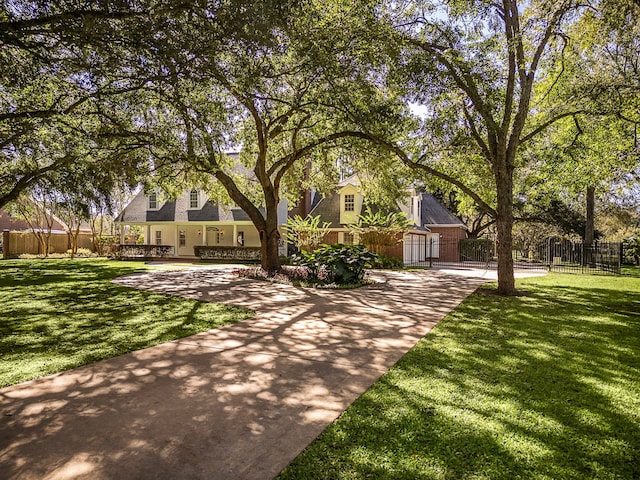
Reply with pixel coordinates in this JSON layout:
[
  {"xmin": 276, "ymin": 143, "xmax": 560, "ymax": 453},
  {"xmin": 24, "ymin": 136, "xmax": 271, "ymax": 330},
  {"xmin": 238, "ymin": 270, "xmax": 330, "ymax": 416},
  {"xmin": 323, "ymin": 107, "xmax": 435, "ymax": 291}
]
[
  {"xmin": 279, "ymin": 254, "xmax": 292, "ymax": 266},
  {"xmin": 371, "ymin": 254, "xmax": 404, "ymax": 269},
  {"xmin": 293, "ymin": 244, "xmax": 377, "ymax": 285},
  {"xmin": 349, "ymin": 206, "xmax": 412, "ymax": 255},
  {"xmin": 285, "ymin": 215, "xmax": 331, "ymax": 251},
  {"xmin": 459, "ymin": 238, "xmax": 495, "ymax": 262},
  {"xmin": 94, "ymin": 235, "xmax": 119, "ymax": 256}
]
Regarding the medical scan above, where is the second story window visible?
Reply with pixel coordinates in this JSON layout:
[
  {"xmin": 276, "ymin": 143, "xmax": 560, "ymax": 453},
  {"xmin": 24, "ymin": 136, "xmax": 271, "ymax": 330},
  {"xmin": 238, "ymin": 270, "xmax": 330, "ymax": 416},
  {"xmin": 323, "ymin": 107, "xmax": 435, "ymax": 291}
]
[
  {"xmin": 189, "ymin": 189, "xmax": 199, "ymax": 209},
  {"xmin": 148, "ymin": 192, "xmax": 158, "ymax": 210},
  {"xmin": 344, "ymin": 194, "xmax": 355, "ymax": 212}
]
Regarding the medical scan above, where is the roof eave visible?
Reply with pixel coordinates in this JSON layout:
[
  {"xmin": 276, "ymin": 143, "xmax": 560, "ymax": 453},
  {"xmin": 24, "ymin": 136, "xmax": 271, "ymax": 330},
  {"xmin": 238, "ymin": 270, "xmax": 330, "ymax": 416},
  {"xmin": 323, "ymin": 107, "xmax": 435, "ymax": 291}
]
[{"xmin": 424, "ymin": 223, "xmax": 468, "ymax": 229}]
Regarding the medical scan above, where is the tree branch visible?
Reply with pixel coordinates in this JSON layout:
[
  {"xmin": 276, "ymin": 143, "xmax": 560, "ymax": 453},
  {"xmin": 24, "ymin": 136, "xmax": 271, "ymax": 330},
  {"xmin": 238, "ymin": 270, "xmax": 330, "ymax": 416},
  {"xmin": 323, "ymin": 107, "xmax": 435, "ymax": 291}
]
[{"xmin": 519, "ymin": 109, "xmax": 585, "ymax": 144}]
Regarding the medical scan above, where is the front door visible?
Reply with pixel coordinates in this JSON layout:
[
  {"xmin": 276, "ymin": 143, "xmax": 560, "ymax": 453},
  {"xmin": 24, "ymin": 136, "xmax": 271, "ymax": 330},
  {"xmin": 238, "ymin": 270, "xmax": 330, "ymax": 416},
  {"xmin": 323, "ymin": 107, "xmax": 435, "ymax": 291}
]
[{"xmin": 177, "ymin": 226, "xmax": 201, "ymax": 256}]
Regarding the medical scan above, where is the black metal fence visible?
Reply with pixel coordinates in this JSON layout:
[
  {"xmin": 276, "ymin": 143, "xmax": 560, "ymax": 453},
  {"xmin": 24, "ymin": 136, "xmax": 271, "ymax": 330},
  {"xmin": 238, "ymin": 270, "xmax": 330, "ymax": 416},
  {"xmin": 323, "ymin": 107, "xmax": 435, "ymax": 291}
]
[
  {"xmin": 403, "ymin": 236, "xmax": 621, "ymax": 275},
  {"xmin": 532, "ymin": 239, "xmax": 621, "ymax": 274}
]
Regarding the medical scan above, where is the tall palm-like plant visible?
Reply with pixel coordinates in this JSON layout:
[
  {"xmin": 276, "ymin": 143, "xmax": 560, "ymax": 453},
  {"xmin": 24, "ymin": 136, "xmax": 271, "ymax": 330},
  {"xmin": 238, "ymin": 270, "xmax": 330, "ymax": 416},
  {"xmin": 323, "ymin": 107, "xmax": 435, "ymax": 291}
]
[{"xmin": 349, "ymin": 206, "xmax": 412, "ymax": 255}]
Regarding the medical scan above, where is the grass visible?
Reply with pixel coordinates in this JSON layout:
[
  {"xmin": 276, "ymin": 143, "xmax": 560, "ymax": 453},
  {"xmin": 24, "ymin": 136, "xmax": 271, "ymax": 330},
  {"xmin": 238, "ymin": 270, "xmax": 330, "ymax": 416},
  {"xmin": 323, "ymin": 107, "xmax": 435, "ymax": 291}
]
[
  {"xmin": 278, "ymin": 269, "xmax": 640, "ymax": 480},
  {"xmin": 0, "ymin": 258, "xmax": 252, "ymax": 387}
]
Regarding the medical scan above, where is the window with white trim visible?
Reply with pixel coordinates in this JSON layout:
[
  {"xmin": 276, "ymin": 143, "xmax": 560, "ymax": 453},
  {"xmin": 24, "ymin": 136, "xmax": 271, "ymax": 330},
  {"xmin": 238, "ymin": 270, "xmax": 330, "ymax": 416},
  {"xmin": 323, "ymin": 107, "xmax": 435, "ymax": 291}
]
[
  {"xmin": 342, "ymin": 232, "xmax": 355, "ymax": 245},
  {"xmin": 148, "ymin": 192, "xmax": 158, "ymax": 210},
  {"xmin": 155, "ymin": 230, "xmax": 162, "ymax": 245},
  {"xmin": 344, "ymin": 194, "xmax": 355, "ymax": 212},
  {"xmin": 189, "ymin": 189, "xmax": 199, "ymax": 209}
]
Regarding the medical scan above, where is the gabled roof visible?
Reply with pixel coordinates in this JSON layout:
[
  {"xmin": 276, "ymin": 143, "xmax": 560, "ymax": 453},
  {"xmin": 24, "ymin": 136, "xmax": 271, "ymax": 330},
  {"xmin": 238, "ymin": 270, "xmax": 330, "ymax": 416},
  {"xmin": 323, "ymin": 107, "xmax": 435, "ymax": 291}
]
[
  {"xmin": 337, "ymin": 174, "xmax": 362, "ymax": 188},
  {"xmin": 308, "ymin": 192, "xmax": 405, "ymax": 229},
  {"xmin": 0, "ymin": 207, "xmax": 91, "ymax": 233},
  {"xmin": 307, "ymin": 190, "xmax": 466, "ymax": 230},
  {"xmin": 116, "ymin": 191, "xmax": 263, "ymax": 223},
  {"xmin": 419, "ymin": 193, "xmax": 466, "ymax": 228},
  {"xmin": 307, "ymin": 192, "xmax": 341, "ymax": 228}
]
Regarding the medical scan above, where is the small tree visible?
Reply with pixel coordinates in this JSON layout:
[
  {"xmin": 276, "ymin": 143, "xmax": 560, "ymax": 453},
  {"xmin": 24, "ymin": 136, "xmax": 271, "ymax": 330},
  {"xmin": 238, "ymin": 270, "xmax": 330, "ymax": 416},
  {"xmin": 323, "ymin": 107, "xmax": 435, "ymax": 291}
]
[
  {"xmin": 285, "ymin": 215, "xmax": 331, "ymax": 252},
  {"xmin": 54, "ymin": 195, "xmax": 90, "ymax": 256},
  {"xmin": 11, "ymin": 189, "xmax": 56, "ymax": 256},
  {"xmin": 349, "ymin": 206, "xmax": 412, "ymax": 255}
]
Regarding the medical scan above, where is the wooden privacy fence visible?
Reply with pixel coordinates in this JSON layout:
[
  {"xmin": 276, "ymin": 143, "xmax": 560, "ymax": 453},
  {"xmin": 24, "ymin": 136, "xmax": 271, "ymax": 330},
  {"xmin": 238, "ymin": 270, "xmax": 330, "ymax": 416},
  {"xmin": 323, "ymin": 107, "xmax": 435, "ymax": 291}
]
[{"xmin": 2, "ymin": 231, "xmax": 94, "ymax": 258}]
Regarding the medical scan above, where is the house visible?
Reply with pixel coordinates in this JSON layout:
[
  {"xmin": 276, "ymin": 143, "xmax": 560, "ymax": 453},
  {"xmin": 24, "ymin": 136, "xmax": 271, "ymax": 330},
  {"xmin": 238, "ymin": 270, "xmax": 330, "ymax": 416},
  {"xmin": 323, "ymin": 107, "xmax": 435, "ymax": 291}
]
[
  {"xmin": 115, "ymin": 172, "xmax": 466, "ymax": 263},
  {"xmin": 115, "ymin": 188, "xmax": 289, "ymax": 259},
  {"xmin": 307, "ymin": 177, "xmax": 467, "ymax": 264}
]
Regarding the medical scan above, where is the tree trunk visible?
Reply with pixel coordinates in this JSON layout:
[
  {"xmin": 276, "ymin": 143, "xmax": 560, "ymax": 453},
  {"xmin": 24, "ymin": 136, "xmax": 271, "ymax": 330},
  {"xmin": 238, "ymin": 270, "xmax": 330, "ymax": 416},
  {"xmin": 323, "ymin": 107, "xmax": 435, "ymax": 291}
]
[
  {"xmin": 495, "ymin": 165, "xmax": 516, "ymax": 295},
  {"xmin": 259, "ymin": 207, "xmax": 281, "ymax": 273},
  {"xmin": 37, "ymin": 233, "xmax": 47, "ymax": 256},
  {"xmin": 584, "ymin": 186, "xmax": 595, "ymax": 266},
  {"xmin": 67, "ymin": 231, "xmax": 73, "ymax": 256},
  {"xmin": 260, "ymin": 226, "xmax": 281, "ymax": 273},
  {"xmin": 585, "ymin": 186, "xmax": 595, "ymax": 245},
  {"xmin": 213, "ymin": 168, "xmax": 283, "ymax": 274}
]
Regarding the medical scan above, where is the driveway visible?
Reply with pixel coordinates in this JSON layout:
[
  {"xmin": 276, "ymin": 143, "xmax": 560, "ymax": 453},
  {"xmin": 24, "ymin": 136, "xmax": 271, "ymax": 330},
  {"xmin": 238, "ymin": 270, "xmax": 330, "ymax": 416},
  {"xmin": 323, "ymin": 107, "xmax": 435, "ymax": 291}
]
[{"xmin": 1, "ymin": 268, "xmax": 489, "ymax": 480}]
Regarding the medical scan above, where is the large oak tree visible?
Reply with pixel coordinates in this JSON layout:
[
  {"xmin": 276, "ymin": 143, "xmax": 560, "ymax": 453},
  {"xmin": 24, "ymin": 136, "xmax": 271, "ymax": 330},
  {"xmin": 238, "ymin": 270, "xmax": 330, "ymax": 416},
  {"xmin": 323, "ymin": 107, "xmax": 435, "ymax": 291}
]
[
  {"xmin": 132, "ymin": 0, "xmax": 390, "ymax": 272},
  {"xmin": 367, "ymin": 0, "xmax": 607, "ymax": 294}
]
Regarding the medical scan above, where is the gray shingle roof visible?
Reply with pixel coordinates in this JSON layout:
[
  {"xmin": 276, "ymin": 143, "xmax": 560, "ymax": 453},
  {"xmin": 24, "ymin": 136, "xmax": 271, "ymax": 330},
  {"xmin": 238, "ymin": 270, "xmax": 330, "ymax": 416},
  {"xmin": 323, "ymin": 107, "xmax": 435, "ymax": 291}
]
[
  {"xmin": 308, "ymin": 193, "xmax": 403, "ymax": 228},
  {"xmin": 307, "ymin": 191, "xmax": 465, "ymax": 229},
  {"xmin": 116, "ymin": 191, "xmax": 262, "ymax": 223},
  {"xmin": 307, "ymin": 192, "xmax": 341, "ymax": 228},
  {"xmin": 420, "ymin": 193, "xmax": 466, "ymax": 227}
]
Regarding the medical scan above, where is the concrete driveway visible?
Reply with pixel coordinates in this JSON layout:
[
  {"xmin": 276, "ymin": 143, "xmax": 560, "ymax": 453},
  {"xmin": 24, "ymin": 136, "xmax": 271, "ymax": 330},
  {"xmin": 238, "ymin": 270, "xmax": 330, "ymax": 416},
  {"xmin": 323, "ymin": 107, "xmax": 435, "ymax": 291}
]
[{"xmin": 0, "ymin": 268, "xmax": 489, "ymax": 480}]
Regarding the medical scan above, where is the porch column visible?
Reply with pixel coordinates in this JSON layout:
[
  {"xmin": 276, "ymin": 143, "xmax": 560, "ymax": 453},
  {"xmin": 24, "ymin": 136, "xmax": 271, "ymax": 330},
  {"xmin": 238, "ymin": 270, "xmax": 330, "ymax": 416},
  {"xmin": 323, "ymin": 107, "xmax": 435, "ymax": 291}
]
[
  {"xmin": 146, "ymin": 225, "xmax": 151, "ymax": 244},
  {"xmin": 201, "ymin": 225, "xmax": 207, "ymax": 245},
  {"xmin": 119, "ymin": 227, "xmax": 124, "ymax": 245},
  {"xmin": 232, "ymin": 224, "xmax": 238, "ymax": 246},
  {"xmin": 174, "ymin": 226, "xmax": 179, "ymax": 256}
]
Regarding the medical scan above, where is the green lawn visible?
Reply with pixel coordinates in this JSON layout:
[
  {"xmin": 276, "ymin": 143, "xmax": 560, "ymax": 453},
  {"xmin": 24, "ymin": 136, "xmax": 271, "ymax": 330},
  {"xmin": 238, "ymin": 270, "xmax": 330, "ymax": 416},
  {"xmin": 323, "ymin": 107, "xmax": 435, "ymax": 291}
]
[
  {"xmin": 0, "ymin": 258, "xmax": 252, "ymax": 387},
  {"xmin": 279, "ymin": 270, "xmax": 640, "ymax": 480}
]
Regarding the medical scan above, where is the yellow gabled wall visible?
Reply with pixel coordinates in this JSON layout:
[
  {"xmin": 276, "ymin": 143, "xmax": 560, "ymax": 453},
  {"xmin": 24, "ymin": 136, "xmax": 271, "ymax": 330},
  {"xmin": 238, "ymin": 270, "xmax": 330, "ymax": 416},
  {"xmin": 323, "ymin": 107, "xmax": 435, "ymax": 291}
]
[{"xmin": 338, "ymin": 184, "xmax": 364, "ymax": 225}]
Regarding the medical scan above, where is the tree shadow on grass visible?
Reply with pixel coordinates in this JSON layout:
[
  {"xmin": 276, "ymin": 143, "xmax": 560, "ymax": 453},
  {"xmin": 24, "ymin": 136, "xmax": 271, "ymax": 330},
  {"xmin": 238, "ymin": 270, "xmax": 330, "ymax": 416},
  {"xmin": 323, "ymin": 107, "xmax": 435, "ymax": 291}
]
[
  {"xmin": 279, "ymin": 281, "xmax": 640, "ymax": 480},
  {"xmin": 0, "ymin": 260, "xmax": 251, "ymax": 387}
]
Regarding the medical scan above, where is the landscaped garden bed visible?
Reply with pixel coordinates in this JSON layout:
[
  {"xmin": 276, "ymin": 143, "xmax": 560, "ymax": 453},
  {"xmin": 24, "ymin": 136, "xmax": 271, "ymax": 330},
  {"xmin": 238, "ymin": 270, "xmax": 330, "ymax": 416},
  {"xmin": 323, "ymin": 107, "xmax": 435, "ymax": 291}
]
[{"xmin": 235, "ymin": 244, "xmax": 377, "ymax": 289}]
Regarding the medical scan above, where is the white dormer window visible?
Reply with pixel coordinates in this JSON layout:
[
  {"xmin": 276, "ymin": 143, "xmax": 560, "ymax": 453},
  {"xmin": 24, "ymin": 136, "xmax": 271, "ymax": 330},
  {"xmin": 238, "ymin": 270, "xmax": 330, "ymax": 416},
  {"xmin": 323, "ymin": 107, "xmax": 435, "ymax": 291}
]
[
  {"xmin": 344, "ymin": 194, "xmax": 355, "ymax": 212},
  {"xmin": 148, "ymin": 192, "xmax": 158, "ymax": 210},
  {"xmin": 189, "ymin": 189, "xmax": 199, "ymax": 209}
]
